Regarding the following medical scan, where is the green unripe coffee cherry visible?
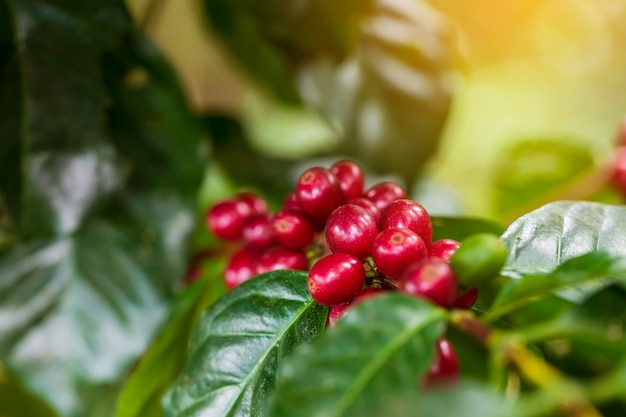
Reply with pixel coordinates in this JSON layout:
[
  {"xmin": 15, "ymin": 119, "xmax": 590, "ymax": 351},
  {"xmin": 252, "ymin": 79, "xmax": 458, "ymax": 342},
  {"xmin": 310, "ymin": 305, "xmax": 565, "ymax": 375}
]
[{"xmin": 450, "ymin": 233, "xmax": 508, "ymax": 288}]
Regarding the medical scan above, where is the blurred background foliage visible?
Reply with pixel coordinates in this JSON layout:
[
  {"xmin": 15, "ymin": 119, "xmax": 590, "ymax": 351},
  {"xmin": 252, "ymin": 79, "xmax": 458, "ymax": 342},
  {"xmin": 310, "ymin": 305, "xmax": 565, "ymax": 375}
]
[{"xmin": 128, "ymin": 0, "xmax": 626, "ymax": 221}]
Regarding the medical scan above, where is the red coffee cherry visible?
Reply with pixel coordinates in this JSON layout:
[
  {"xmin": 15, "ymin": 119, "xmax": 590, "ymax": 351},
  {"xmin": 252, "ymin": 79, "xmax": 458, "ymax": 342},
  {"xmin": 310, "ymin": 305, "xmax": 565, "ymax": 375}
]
[
  {"xmin": 346, "ymin": 197, "xmax": 380, "ymax": 222},
  {"xmin": 330, "ymin": 160, "xmax": 365, "ymax": 200},
  {"xmin": 224, "ymin": 246, "xmax": 259, "ymax": 289},
  {"xmin": 325, "ymin": 204, "xmax": 378, "ymax": 260},
  {"xmin": 379, "ymin": 199, "xmax": 433, "ymax": 244},
  {"xmin": 428, "ymin": 239, "xmax": 461, "ymax": 262},
  {"xmin": 307, "ymin": 253, "xmax": 365, "ymax": 306},
  {"xmin": 452, "ymin": 287, "xmax": 479, "ymax": 310},
  {"xmin": 254, "ymin": 247, "xmax": 308, "ymax": 275},
  {"xmin": 423, "ymin": 338, "xmax": 460, "ymax": 387},
  {"xmin": 235, "ymin": 191, "xmax": 268, "ymax": 216},
  {"xmin": 206, "ymin": 199, "xmax": 252, "ymax": 241},
  {"xmin": 325, "ymin": 287, "xmax": 385, "ymax": 327},
  {"xmin": 272, "ymin": 209, "xmax": 315, "ymax": 250},
  {"xmin": 371, "ymin": 228, "xmax": 428, "ymax": 278},
  {"xmin": 283, "ymin": 191, "xmax": 304, "ymax": 212},
  {"xmin": 363, "ymin": 181, "xmax": 407, "ymax": 212},
  {"xmin": 400, "ymin": 258, "xmax": 458, "ymax": 307},
  {"xmin": 295, "ymin": 167, "xmax": 345, "ymax": 219},
  {"xmin": 613, "ymin": 146, "xmax": 626, "ymax": 193},
  {"xmin": 242, "ymin": 213, "xmax": 275, "ymax": 249}
]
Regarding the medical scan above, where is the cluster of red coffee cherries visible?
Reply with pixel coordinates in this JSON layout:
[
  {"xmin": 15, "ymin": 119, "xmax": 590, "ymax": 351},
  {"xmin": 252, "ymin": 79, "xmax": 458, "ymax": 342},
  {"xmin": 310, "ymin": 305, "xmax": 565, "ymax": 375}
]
[{"xmin": 207, "ymin": 160, "xmax": 472, "ymax": 385}]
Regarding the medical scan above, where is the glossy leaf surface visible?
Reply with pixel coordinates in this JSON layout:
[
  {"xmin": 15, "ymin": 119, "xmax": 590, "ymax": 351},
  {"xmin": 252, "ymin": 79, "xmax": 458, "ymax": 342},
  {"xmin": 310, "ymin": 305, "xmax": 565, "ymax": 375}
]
[
  {"xmin": 0, "ymin": 4, "xmax": 207, "ymax": 416},
  {"xmin": 0, "ymin": 0, "xmax": 128, "ymax": 236},
  {"xmin": 162, "ymin": 271, "xmax": 327, "ymax": 417},
  {"xmin": 267, "ymin": 293, "xmax": 445, "ymax": 417},
  {"xmin": 500, "ymin": 201, "xmax": 626, "ymax": 276},
  {"xmin": 115, "ymin": 264, "xmax": 226, "ymax": 417}
]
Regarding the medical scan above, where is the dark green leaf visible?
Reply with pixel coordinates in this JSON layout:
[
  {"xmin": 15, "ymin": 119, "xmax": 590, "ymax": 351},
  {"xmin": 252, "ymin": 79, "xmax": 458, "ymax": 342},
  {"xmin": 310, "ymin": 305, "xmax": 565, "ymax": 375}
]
[
  {"xmin": 500, "ymin": 201, "xmax": 626, "ymax": 276},
  {"xmin": 162, "ymin": 270, "xmax": 327, "ymax": 417},
  {"xmin": 0, "ymin": 0, "xmax": 129, "ymax": 236},
  {"xmin": 266, "ymin": 293, "xmax": 445, "ymax": 417},
  {"xmin": 431, "ymin": 216, "xmax": 505, "ymax": 242},
  {"xmin": 518, "ymin": 286, "xmax": 626, "ymax": 376},
  {"xmin": 205, "ymin": 0, "xmax": 454, "ymax": 185},
  {"xmin": 485, "ymin": 252, "xmax": 626, "ymax": 321},
  {"xmin": 115, "ymin": 262, "xmax": 226, "ymax": 417},
  {"xmin": 103, "ymin": 30, "xmax": 207, "ymax": 202},
  {"xmin": 0, "ymin": 366, "xmax": 58, "ymax": 417},
  {"xmin": 0, "ymin": 9, "xmax": 207, "ymax": 417}
]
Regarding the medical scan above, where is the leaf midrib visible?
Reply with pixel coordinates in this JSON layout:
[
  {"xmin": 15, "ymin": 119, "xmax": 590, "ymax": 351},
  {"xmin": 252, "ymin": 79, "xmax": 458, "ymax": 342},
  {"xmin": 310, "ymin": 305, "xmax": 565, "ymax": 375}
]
[
  {"xmin": 331, "ymin": 308, "xmax": 444, "ymax": 417},
  {"xmin": 185, "ymin": 295, "xmax": 318, "ymax": 417}
]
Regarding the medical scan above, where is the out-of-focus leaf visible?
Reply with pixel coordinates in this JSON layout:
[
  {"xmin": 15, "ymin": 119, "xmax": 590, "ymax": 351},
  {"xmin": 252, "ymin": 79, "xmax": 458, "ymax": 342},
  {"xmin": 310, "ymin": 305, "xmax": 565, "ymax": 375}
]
[
  {"xmin": 206, "ymin": 115, "xmax": 298, "ymax": 202},
  {"xmin": 115, "ymin": 261, "xmax": 226, "ymax": 417},
  {"xmin": 266, "ymin": 294, "xmax": 445, "ymax": 417},
  {"xmin": 0, "ymin": 366, "xmax": 57, "ymax": 417},
  {"xmin": 431, "ymin": 216, "xmax": 505, "ymax": 242},
  {"xmin": 500, "ymin": 201, "xmax": 626, "ymax": 276},
  {"xmin": 162, "ymin": 271, "xmax": 327, "ymax": 417},
  {"xmin": 0, "ymin": 8, "xmax": 207, "ymax": 417},
  {"xmin": 205, "ymin": 0, "xmax": 454, "ymax": 185},
  {"xmin": 485, "ymin": 252, "xmax": 626, "ymax": 321},
  {"xmin": 492, "ymin": 140, "xmax": 595, "ymax": 219},
  {"xmin": 518, "ymin": 286, "xmax": 626, "ymax": 377},
  {"xmin": 354, "ymin": 380, "xmax": 512, "ymax": 417},
  {"xmin": 0, "ymin": 0, "xmax": 129, "ymax": 236}
]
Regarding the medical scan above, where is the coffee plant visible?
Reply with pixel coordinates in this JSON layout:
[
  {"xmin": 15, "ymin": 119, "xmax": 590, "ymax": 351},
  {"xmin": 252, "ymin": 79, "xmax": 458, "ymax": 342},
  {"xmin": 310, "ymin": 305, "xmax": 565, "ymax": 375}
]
[{"xmin": 2, "ymin": 1, "xmax": 626, "ymax": 417}]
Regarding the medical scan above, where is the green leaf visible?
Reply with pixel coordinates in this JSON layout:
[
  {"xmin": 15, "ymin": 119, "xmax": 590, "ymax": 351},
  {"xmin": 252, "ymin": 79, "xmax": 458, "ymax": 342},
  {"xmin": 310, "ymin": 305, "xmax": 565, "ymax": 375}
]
[
  {"xmin": 361, "ymin": 380, "xmax": 512, "ymax": 417},
  {"xmin": 500, "ymin": 201, "xmax": 626, "ymax": 276},
  {"xmin": 492, "ymin": 140, "xmax": 595, "ymax": 219},
  {"xmin": 162, "ymin": 270, "xmax": 327, "ymax": 417},
  {"xmin": 485, "ymin": 252, "xmax": 626, "ymax": 321},
  {"xmin": 0, "ymin": 8, "xmax": 207, "ymax": 417},
  {"xmin": 0, "ymin": 0, "xmax": 129, "ymax": 236},
  {"xmin": 266, "ymin": 293, "xmax": 446, "ymax": 417},
  {"xmin": 205, "ymin": 0, "xmax": 454, "ymax": 185},
  {"xmin": 103, "ymin": 29, "xmax": 207, "ymax": 202},
  {"xmin": 519, "ymin": 286, "xmax": 626, "ymax": 376},
  {"xmin": 431, "ymin": 216, "xmax": 505, "ymax": 242},
  {"xmin": 115, "ymin": 262, "xmax": 226, "ymax": 417},
  {"xmin": 0, "ymin": 366, "xmax": 58, "ymax": 417}
]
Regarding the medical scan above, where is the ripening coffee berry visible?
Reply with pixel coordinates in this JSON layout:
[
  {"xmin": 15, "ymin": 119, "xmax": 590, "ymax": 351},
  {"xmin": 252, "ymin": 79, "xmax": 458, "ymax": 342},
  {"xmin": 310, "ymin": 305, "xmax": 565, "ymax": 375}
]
[
  {"xmin": 363, "ymin": 182, "xmax": 407, "ymax": 212},
  {"xmin": 450, "ymin": 233, "xmax": 507, "ymax": 288},
  {"xmin": 242, "ymin": 214, "xmax": 275, "ymax": 249},
  {"xmin": 295, "ymin": 167, "xmax": 345, "ymax": 219},
  {"xmin": 452, "ymin": 287, "xmax": 479, "ymax": 310},
  {"xmin": 372, "ymin": 228, "xmax": 428, "ymax": 278},
  {"xmin": 272, "ymin": 209, "xmax": 315, "ymax": 250},
  {"xmin": 400, "ymin": 258, "xmax": 458, "ymax": 307},
  {"xmin": 330, "ymin": 160, "xmax": 365, "ymax": 199},
  {"xmin": 428, "ymin": 239, "xmax": 461, "ymax": 262},
  {"xmin": 326, "ymin": 287, "xmax": 385, "ymax": 327},
  {"xmin": 613, "ymin": 146, "xmax": 626, "ymax": 192},
  {"xmin": 379, "ymin": 199, "xmax": 433, "ymax": 244},
  {"xmin": 307, "ymin": 253, "xmax": 365, "ymax": 306},
  {"xmin": 283, "ymin": 192, "xmax": 304, "ymax": 212},
  {"xmin": 423, "ymin": 338, "xmax": 460, "ymax": 387},
  {"xmin": 254, "ymin": 247, "xmax": 308, "ymax": 275},
  {"xmin": 207, "ymin": 199, "xmax": 252, "ymax": 241},
  {"xmin": 235, "ymin": 191, "xmax": 268, "ymax": 216},
  {"xmin": 346, "ymin": 197, "xmax": 380, "ymax": 222},
  {"xmin": 224, "ymin": 246, "xmax": 259, "ymax": 289},
  {"xmin": 325, "ymin": 204, "xmax": 378, "ymax": 260}
]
